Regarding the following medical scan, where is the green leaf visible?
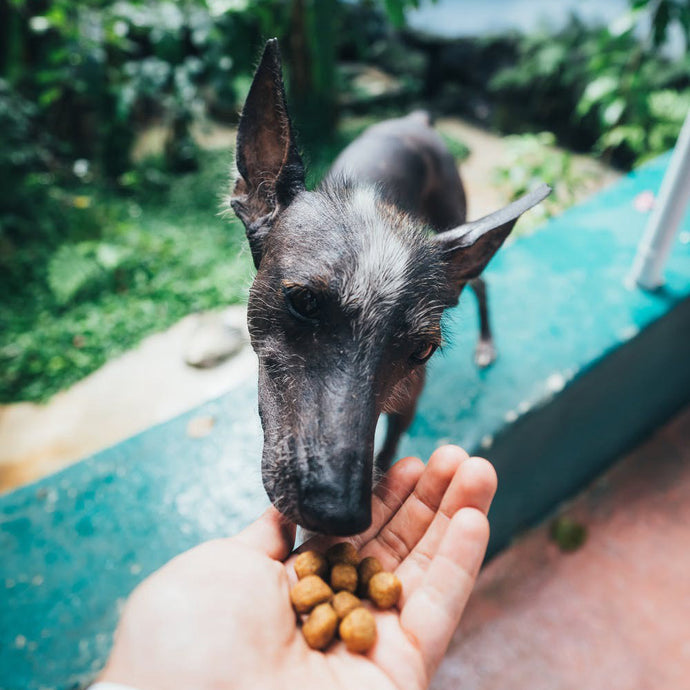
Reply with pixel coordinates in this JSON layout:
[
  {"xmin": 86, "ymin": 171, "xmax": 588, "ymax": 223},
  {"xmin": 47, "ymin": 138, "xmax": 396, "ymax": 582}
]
[
  {"xmin": 603, "ymin": 97, "xmax": 626, "ymax": 126},
  {"xmin": 95, "ymin": 243, "xmax": 131, "ymax": 270},
  {"xmin": 383, "ymin": 0, "xmax": 406, "ymax": 28},
  {"xmin": 648, "ymin": 89, "xmax": 690, "ymax": 123},
  {"xmin": 577, "ymin": 75, "xmax": 619, "ymax": 117},
  {"xmin": 535, "ymin": 43, "xmax": 567, "ymax": 76},
  {"xmin": 652, "ymin": 0, "xmax": 671, "ymax": 47},
  {"xmin": 599, "ymin": 124, "xmax": 646, "ymax": 153},
  {"xmin": 47, "ymin": 245, "xmax": 102, "ymax": 306},
  {"xmin": 608, "ymin": 11, "xmax": 635, "ymax": 37},
  {"xmin": 38, "ymin": 86, "xmax": 62, "ymax": 107}
]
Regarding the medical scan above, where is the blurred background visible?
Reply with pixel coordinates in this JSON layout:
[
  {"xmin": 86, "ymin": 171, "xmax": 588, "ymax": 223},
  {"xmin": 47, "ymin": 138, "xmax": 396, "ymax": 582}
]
[{"xmin": 1, "ymin": 0, "xmax": 689, "ymax": 485}]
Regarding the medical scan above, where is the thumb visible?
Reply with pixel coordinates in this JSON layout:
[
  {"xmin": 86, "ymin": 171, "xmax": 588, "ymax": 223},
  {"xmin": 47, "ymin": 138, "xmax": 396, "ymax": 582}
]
[{"xmin": 234, "ymin": 506, "xmax": 297, "ymax": 561}]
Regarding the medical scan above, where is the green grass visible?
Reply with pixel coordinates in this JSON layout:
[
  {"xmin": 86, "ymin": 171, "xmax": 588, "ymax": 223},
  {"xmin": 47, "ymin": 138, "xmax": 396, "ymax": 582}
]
[
  {"xmin": 0, "ymin": 120, "xmax": 471, "ymax": 404},
  {"xmin": 0, "ymin": 150, "xmax": 253, "ymax": 403}
]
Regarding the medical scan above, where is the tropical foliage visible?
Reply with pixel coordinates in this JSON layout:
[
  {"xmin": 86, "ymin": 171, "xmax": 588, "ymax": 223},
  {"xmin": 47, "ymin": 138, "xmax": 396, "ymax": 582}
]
[{"xmin": 490, "ymin": 0, "xmax": 690, "ymax": 166}]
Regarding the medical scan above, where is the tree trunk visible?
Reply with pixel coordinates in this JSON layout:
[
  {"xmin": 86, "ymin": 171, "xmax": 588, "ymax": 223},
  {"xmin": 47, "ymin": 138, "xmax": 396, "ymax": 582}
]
[{"xmin": 287, "ymin": 0, "xmax": 338, "ymax": 143}]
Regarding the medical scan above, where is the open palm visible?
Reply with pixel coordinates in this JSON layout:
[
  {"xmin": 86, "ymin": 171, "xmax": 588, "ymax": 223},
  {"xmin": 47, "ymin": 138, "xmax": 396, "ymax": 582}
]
[{"xmin": 100, "ymin": 446, "xmax": 496, "ymax": 690}]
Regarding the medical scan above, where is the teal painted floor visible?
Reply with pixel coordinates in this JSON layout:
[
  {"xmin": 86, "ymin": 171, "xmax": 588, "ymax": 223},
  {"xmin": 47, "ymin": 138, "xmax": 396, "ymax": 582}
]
[
  {"xmin": 1, "ymin": 153, "xmax": 690, "ymax": 690},
  {"xmin": 404, "ymin": 152, "xmax": 690, "ymax": 461}
]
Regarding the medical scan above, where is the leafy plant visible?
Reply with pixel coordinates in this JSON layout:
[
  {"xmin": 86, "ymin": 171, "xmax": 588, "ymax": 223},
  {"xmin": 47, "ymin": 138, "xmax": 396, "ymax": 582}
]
[
  {"xmin": 575, "ymin": 4, "xmax": 690, "ymax": 164},
  {"xmin": 47, "ymin": 241, "xmax": 134, "ymax": 305},
  {"xmin": 439, "ymin": 132, "xmax": 470, "ymax": 162},
  {"xmin": 631, "ymin": 0, "xmax": 690, "ymax": 49},
  {"xmin": 0, "ymin": 148, "xmax": 253, "ymax": 403},
  {"xmin": 493, "ymin": 132, "xmax": 595, "ymax": 232},
  {"xmin": 489, "ymin": 5, "xmax": 690, "ymax": 168}
]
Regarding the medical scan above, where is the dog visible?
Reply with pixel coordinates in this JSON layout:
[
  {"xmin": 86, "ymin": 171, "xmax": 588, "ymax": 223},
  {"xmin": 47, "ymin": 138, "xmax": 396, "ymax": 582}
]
[{"xmin": 229, "ymin": 39, "xmax": 549, "ymax": 536}]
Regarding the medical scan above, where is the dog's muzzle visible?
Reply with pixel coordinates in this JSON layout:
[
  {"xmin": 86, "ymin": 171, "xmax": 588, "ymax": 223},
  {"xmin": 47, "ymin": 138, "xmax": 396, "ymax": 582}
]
[{"xmin": 296, "ymin": 450, "xmax": 373, "ymax": 536}]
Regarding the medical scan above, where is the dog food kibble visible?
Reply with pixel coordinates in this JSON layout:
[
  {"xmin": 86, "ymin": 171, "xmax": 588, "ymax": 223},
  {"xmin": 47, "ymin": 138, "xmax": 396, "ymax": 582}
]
[
  {"xmin": 302, "ymin": 603, "xmax": 339, "ymax": 650},
  {"xmin": 368, "ymin": 571, "xmax": 402, "ymax": 609},
  {"xmin": 294, "ymin": 551, "xmax": 328, "ymax": 580},
  {"xmin": 326, "ymin": 542, "xmax": 360, "ymax": 567},
  {"xmin": 330, "ymin": 563, "xmax": 358, "ymax": 593},
  {"xmin": 290, "ymin": 545, "xmax": 401, "ymax": 653},
  {"xmin": 339, "ymin": 608, "xmax": 377, "ymax": 653},
  {"xmin": 357, "ymin": 556, "xmax": 383, "ymax": 594},
  {"xmin": 331, "ymin": 591, "xmax": 362, "ymax": 620},
  {"xmin": 290, "ymin": 575, "xmax": 333, "ymax": 614}
]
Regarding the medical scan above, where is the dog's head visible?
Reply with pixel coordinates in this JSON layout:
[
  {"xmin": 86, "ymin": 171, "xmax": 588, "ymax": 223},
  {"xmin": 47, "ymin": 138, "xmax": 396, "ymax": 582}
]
[{"xmin": 229, "ymin": 40, "xmax": 549, "ymax": 535}]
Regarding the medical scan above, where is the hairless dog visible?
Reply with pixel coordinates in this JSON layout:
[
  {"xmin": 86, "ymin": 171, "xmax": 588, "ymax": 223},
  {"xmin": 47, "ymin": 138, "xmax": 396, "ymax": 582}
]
[{"xmin": 229, "ymin": 40, "xmax": 550, "ymax": 535}]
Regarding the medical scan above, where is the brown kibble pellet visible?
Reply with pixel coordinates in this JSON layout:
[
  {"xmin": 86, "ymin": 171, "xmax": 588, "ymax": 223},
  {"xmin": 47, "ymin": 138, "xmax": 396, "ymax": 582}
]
[
  {"xmin": 332, "ymin": 591, "xmax": 362, "ymax": 620},
  {"xmin": 330, "ymin": 563, "xmax": 358, "ymax": 593},
  {"xmin": 339, "ymin": 607, "xmax": 377, "ymax": 653},
  {"xmin": 290, "ymin": 575, "xmax": 333, "ymax": 614},
  {"xmin": 357, "ymin": 556, "xmax": 382, "ymax": 595},
  {"xmin": 326, "ymin": 542, "xmax": 360, "ymax": 567},
  {"xmin": 302, "ymin": 603, "xmax": 338, "ymax": 650},
  {"xmin": 294, "ymin": 551, "xmax": 328, "ymax": 580},
  {"xmin": 368, "ymin": 571, "xmax": 402, "ymax": 609}
]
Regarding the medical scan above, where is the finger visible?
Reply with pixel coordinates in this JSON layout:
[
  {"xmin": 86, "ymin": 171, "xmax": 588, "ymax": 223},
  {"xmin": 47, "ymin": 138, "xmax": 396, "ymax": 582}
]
[
  {"xmin": 234, "ymin": 506, "xmax": 297, "ymax": 561},
  {"xmin": 399, "ymin": 507, "xmax": 489, "ymax": 679},
  {"xmin": 395, "ymin": 455, "xmax": 497, "ymax": 599},
  {"xmin": 353, "ymin": 455, "xmax": 425, "ymax": 550},
  {"xmin": 287, "ymin": 456, "xmax": 424, "ymax": 562},
  {"xmin": 360, "ymin": 445, "xmax": 469, "ymax": 571}
]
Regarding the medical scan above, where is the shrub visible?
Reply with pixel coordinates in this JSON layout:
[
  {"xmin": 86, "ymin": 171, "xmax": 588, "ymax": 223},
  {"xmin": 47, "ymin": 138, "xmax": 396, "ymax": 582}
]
[{"xmin": 489, "ymin": 10, "xmax": 690, "ymax": 167}]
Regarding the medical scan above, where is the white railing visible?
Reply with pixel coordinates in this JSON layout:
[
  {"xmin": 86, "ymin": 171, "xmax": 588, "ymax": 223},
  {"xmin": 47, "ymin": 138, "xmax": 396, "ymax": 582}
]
[{"xmin": 629, "ymin": 109, "xmax": 690, "ymax": 290}]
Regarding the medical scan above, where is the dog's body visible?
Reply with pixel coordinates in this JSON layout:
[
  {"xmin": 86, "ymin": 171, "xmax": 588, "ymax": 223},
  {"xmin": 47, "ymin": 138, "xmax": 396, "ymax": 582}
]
[
  {"xmin": 327, "ymin": 110, "xmax": 498, "ymax": 468},
  {"xmin": 230, "ymin": 40, "xmax": 549, "ymax": 536}
]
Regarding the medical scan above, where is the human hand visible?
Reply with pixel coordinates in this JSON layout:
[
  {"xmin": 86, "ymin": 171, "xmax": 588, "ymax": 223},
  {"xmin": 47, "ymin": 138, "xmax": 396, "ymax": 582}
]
[{"xmin": 99, "ymin": 445, "xmax": 497, "ymax": 690}]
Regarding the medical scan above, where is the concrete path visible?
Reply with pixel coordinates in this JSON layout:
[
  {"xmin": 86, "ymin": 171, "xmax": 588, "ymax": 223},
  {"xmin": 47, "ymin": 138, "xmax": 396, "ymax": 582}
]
[
  {"xmin": 433, "ymin": 403, "xmax": 690, "ymax": 690},
  {"xmin": 0, "ymin": 308, "xmax": 255, "ymax": 492}
]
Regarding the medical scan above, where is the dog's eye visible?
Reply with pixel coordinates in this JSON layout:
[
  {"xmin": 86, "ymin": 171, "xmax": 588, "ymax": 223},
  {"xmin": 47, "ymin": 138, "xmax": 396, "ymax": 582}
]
[
  {"xmin": 283, "ymin": 285, "xmax": 320, "ymax": 322},
  {"xmin": 410, "ymin": 342, "xmax": 437, "ymax": 365}
]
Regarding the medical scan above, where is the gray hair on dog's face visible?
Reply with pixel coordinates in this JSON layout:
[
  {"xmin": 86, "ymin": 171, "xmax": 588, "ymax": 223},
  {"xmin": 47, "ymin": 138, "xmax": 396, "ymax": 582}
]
[{"xmin": 246, "ymin": 180, "xmax": 448, "ymax": 533}]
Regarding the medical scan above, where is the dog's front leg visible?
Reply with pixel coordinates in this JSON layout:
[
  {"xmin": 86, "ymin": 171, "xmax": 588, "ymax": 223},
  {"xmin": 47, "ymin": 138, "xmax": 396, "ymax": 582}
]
[{"xmin": 375, "ymin": 368, "xmax": 427, "ymax": 472}]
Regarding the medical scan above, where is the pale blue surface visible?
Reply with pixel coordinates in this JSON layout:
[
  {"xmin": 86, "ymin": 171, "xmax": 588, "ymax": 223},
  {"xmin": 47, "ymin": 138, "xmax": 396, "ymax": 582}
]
[
  {"xmin": 406, "ymin": 0, "xmax": 685, "ymax": 59},
  {"xmin": 408, "ymin": 0, "xmax": 627, "ymax": 37}
]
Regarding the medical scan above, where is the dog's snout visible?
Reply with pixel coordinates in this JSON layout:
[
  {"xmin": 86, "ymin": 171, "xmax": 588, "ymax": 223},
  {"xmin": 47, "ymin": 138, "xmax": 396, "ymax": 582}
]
[
  {"xmin": 300, "ymin": 491, "xmax": 371, "ymax": 536},
  {"xmin": 298, "ymin": 464, "xmax": 372, "ymax": 536}
]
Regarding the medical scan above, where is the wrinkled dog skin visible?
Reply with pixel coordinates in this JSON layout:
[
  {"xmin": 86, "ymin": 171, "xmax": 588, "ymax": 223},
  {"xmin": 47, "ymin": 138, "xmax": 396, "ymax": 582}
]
[{"xmin": 229, "ymin": 39, "xmax": 550, "ymax": 536}]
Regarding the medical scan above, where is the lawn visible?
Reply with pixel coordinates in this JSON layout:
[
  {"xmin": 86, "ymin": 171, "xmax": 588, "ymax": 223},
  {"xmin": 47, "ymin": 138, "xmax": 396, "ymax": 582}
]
[{"xmin": 0, "ymin": 149, "xmax": 251, "ymax": 403}]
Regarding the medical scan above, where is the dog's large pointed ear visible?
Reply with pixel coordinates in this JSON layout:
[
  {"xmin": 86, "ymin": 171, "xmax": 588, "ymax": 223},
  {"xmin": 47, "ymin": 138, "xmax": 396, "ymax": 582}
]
[
  {"xmin": 434, "ymin": 184, "xmax": 551, "ymax": 299},
  {"xmin": 230, "ymin": 39, "xmax": 305, "ymax": 268}
]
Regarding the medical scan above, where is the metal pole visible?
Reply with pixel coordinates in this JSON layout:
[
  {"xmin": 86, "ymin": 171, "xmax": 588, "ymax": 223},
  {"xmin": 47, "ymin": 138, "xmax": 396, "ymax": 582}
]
[{"xmin": 629, "ymin": 108, "xmax": 690, "ymax": 290}]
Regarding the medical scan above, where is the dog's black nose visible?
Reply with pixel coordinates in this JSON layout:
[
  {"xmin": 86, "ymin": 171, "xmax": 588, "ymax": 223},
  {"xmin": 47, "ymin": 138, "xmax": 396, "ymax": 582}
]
[{"xmin": 299, "ymin": 484, "xmax": 371, "ymax": 536}]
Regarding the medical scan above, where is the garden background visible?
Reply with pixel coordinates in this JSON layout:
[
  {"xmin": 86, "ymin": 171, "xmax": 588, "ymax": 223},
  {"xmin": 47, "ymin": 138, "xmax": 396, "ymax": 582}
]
[{"xmin": 2, "ymin": 0, "xmax": 689, "ymax": 404}]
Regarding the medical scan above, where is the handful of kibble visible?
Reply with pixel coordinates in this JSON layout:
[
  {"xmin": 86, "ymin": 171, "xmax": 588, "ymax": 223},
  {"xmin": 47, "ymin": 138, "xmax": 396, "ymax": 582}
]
[{"xmin": 289, "ymin": 542, "xmax": 402, "ymax": 653}]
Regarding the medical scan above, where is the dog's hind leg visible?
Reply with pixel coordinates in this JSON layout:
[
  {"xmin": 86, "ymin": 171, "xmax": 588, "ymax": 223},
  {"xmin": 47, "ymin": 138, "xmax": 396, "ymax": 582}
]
[{"xmin": 469, "ymin": 276, "xmax": 497, "ymax": 368}]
